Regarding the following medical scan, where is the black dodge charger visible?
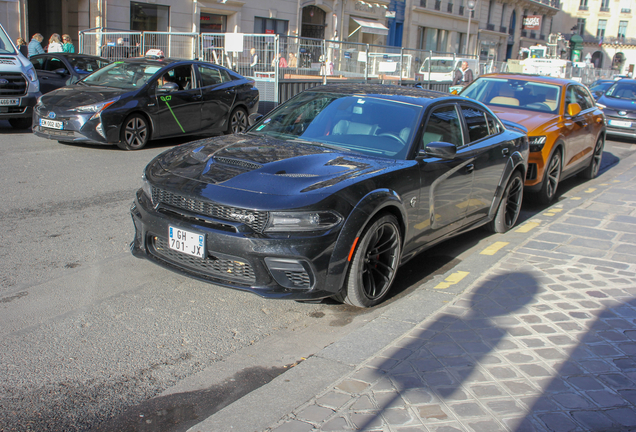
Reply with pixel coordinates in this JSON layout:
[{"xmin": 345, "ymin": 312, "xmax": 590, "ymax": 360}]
[
  {"xmin": 130, "ymin": 85, "xmax": 529, "ymax": 307},
  {"xmin": 33, "ymin": 56, "xmax": 259, "ymax": 150}
]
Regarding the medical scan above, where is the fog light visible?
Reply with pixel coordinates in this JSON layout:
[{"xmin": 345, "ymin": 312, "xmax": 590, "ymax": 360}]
[{"xmin": 96, "ymin": 122, "xmax": 106, "ymax": 139}]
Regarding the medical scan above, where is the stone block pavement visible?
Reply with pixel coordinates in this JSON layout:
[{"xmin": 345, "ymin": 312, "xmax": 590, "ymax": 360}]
[{"xmin": 189, "ymin": 161, "xmax": 636, "ymax": 432}]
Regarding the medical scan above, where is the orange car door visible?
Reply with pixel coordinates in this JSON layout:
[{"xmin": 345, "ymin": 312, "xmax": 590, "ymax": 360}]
[{"xmin": 562, "ymin": 85, "xmax": 592, "ymax": 172}]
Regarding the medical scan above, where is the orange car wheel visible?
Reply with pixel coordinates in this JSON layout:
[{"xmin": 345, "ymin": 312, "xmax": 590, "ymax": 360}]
[{"xmin": 534, "ymin": 149, "xmax": 561, "ymax": 205}]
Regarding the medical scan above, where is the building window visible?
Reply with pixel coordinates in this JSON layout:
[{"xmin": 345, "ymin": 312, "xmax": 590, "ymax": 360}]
[
  {"xmin": 618, "ymin": 20, "xmax": 628, "ymax": 39},
  {"xmin": 576, "ymin": 18, "xmax": 586, "ymax": 36},
  {"xmin": 200, "ymin": 13, "xmax": 226, "ymax": 33},
  {"xmin": 579, "ymin": 0, "xmax": 588, "ymax": 10},
  {"xmin": 597, "ymin": 19, "xmax": 607, "ymax": 38},
  {"xmin": 600, "ymin": 0, "xmax": 610, "ymax": 9},
  {"xmin": 130, "ymin": 1, "xmax": 169, "ymax": 31},
  {"xmin": 254, "ymin": 17, "xmax": 289, "ymax": 35}
]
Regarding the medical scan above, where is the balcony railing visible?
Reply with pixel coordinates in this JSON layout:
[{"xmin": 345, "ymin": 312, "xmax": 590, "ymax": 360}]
[
  {"xmin": 447, "ymin": 3, "xmax": 454, "ymax": 12},
  {"xmin": 539, "ymin": 34, "xmax": 546, "ymax": 40},
  {"xmin": 509, "ymin": 27, "xmax": 514, "ymax": 35},
  {"xmin": 486, "ymin": 23, "xmax": 495, "ymax": 31},
  {"xmin": 435, "ymin": 0, "xmax": 441, "ymax": 10},
  {"xmin": 621, "ymin": 8, "xmax": 631, "ymax": 12},
  {"xmin": 459, "ymin": 5, "xmax": 464, "ymax": 14},
  {"xmin": 579, "ymin": 5, "xmax": 589, "ymax": 10},
  {"xmin": 600, "ymin": 6, "xmax": 610, "ymax": 11},
  {"xmin": 500, "ymin": 26, "xmax": 507, "ymax": 33},
  {"xmin": 521, "ymin": 30, "xmax": 528, "ymax": 37},
  {"xmin": 420, "ymin": 0, "xmax": 427, "ymax": 7},
  {"xmin": 530, "ymin": 31, "xmax": 537, "ymax": 38}
]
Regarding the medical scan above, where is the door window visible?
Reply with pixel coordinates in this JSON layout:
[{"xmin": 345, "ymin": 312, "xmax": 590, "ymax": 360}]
[
  {"xmin": 30, "ymin": 56, "xmax": 46, "ymax": 70},
  {"xmin": 158, "ymin": 65, "xmax": 195, "ymax": 90},
  {"xmin": 45, "ymin": 57, "xmax": 68, "ymax": 73},
  {"xmin": 461, "ymin": 106, "xmax": 491, "ymax": 142},
  {"xmin": 198, "ymin": 65, "xmax": 230, "ymax": 87},
  {"xmin": 422, "ymin": 105, "xmax": 464, "ymax": 149},
  {"xmin": 486, "ymin": 113, "xmax": 503, "ymax": 135},
  {"xmin": 567, "ymin": 85, "xmax": 591, "ymax": 110}
]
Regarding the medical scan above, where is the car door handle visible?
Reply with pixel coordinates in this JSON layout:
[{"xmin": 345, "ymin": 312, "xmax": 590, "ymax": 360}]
[
  {"xmin": 465, "ymin": 164, "xmax": 474, "ymax": 173},
  {"xmin": 502, "ymin": 148, "xmax": 509, "ymax": 157}
]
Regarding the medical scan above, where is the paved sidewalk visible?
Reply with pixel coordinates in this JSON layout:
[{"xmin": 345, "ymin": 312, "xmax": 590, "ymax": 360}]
[{"xmin": 189, "ymin": 161, "xmax": 636, "ymax": 432}]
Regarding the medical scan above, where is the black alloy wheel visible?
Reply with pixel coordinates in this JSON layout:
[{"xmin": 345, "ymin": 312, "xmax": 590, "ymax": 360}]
[
  {"xmin": 488, "ymin": 171, "xmax": 524, "ymax": 233},
  {"xmin": 118, "ymin": 114, "xmax": 149, "ymax": 150},
  {"xmin": 535, "ymin": 150, "xmax": 561, "ymax": 205},
  {"xmin": 339, "ymin": 214, "xmax": 402, "ymax": 308},
  {"xmin": 579, "ymin": 135, "xmax": 604, "ymax": 180},
  {"xmin": 226, "ymin": 107, "xmax": 248, "ymax": 134}
]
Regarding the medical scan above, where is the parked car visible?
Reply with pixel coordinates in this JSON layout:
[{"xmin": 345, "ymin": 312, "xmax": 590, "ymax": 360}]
[
  {"xmin": 596, "ymin": 79, "xmax": 636, "ymax": 140},
  {"xmin": 130, "ymin": 85, "xmax": 528, "ymax": 307},
  {"xmin": 459, "ymin": 73, "xmax": 606, "ymax": 204},
  {"xmin": 588, "ymin": 79, "xmax": 615, "ymax": 100},
  {"xmin": 29, "ymin": 53, "xmax": 110, "ymax": 94},
  {"xmin": 33, "ymin": 55, "xmax": 259, "ymax": 150},
  {"xmin": 0, "ymin": 23, "xmax": 41, "ymax": 129}
]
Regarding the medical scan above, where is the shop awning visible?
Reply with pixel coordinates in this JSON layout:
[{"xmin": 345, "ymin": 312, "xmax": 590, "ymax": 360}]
[{"xmin": 351, "ymin": 17, "xmax": 389, "ymax": 36}]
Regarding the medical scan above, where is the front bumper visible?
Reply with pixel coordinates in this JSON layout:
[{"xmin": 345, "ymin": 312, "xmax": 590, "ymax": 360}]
[
  {"xmin": 0, "ymin": 94, "xmax": 39, "ymax": 119},
  {"xmin": 32, "ymin": 105, "xmax": 111, "ymax": 144},
  {"xmin": 604, "ymin": 115, "xmax": 636, "ymax": 139},
  {"xmin": 129, "ymin": 189, "xmax": 343, "ymax": 300}
]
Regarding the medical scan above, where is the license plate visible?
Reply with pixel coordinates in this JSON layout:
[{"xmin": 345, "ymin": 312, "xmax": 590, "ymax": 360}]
[
  {"xmin": 169, "ymin": 226, "xmax": 205, "ymax": 258},
  {"xmin": 0, "ymin": 98, "xmax": 18, "ymax": 106},
  {"xmin": 39, "ymin": 118, "xmax": 64, "ymax": 130},
  {"xmin": 609, "ymin": 119, "xmax": 632, "ymax": 128}
]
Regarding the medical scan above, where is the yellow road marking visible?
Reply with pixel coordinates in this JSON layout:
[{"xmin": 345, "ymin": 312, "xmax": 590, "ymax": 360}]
[
  {"xmin": 570, "ymin": 197, "xmax": 582, "ymax": 200},
  {"xmin": 480, "ymin": 241, "xmax": 509, "ymax": 255},
  {"xmin": 516, "ymin": 221, "xmax": 540, "ymax": 233},
  {"xmin": 543, "ymin": 208, "xmax": 563, "ymax": 217},
  {"xmin": 613, "ymin": 180, "xmax": 620, "ymax": 183},
  {"xmin": 584, "ymin": 188, "xmax": 597, "ymax": 193},
  {"xmin": 600, "ymin": 183, "xmax": 608, "ymax": 186},
  {"xmin": 434, "ymin": 271, "xmax": 469, "ymax": 289}
]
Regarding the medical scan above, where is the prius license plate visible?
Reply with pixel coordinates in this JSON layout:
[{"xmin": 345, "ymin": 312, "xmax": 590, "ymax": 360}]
[
  {"xmin": 39, "ymin": 118, "xmax": 64, "ymax": 130},
  {"xmin": 0, "ymin": 98, "xmax": 18, "ymax": 106},
  {"xmin": 609, "ymin": 119, "xmax": 632, "ymax": 128},
  {"xmin": 169, "ymin": 226, "xmax": 205, "ymax": 258}
]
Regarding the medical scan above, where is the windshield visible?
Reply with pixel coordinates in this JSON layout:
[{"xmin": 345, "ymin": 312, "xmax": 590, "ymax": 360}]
[
  {"xmin": 461, "ymin": 78, "xmax": 561, "ymax": 114},
  {"xmin": 605, "ymin": 81, "xmax": 636, "ymax": 100},
  {"xmin": 250, "ymin": 92, "xmax": 423, "ymax": 160},
  {"xmin": 0, "ymin": 26, "xmax": 17, "ymax": 55},
  {"xmin": 420, "ymin": 59, "xmax": 457, "ymax": 73},
  {"xmin": 80, "ymin": 61, "xmax": 162, "ymax": 89},
  {"xmin": 68, "ymin": 56, "xmax": 110, "ymax": 74}
]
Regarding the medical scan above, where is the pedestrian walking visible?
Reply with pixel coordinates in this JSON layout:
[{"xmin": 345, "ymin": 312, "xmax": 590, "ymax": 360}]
[
  {"xmin": 47, "ymin": 34, "xmax": 63, "ymax": 53},
  {"xmin": 62, "ymin": 34, "xmax": 75, "ymax": 53},
  {"xmin": 16, "ymin": 37, "xmax": 29, "ymax": 57},
  {"xmin": 28, "ymin": 33, "xmax": 45, "ymax": 57}
]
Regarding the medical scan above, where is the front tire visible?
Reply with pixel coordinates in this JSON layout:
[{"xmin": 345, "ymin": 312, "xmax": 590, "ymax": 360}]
[
  {"xmin": 579, "ymin": 135, "xmax": 604, "ymax": 180},
  {"xmin": 533, "ymin": 149, "xmax": 561, "ymax": 205},
  {"xmin": 225, "ymin": 107, "xmax": 248, "ymax": 134},
  {"xmin": 487, "ymin": 171, "xmax": 524, "ymax": 233},
  {"xmin": 9, "ymin": 118, "xmax": 32, "ymax": 130},
  {"xmin": 118, "ymin": 114, "xmax": 149, "ymax": 150},
  {"xmin": 338, "ymin": 214, "xmax": 401, "ymax": 308}
]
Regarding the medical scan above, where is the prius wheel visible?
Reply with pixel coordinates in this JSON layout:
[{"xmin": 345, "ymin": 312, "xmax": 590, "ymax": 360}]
[
  {"xmin": 338, "ymin": 214, "xmax": 401, "ymax": 308},
  {"xmin": 579, "ymin": 135, "xmax": 604, "ymax": 180},
  {"xmin": 226, "ymin": 107, "xmax": 248, "ymax": 134},
  {"xmin": 118, "ymin": 114, "xmax": 149, "ymax": 150},
  {"xmin": 534, "ymin": 149, "xmax": 561, "ymax": 205},
  {"xmin": 488, "ymin": 171, "xmax": 524, "ymax": 233}
]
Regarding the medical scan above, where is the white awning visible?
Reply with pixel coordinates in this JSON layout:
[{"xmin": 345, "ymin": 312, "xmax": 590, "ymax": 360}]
[{"xmin": 351, "ymin": 17, "xmax": 389, "ymax": 36}]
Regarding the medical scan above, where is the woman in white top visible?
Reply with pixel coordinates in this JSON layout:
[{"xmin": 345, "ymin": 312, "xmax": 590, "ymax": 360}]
[{"xmin": 47, "ymin": 33, "xmax": 63, "ymax": 53}]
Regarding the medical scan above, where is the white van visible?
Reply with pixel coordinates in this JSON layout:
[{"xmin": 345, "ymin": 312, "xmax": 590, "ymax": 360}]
[
  {"xmin": 0, "ymin": 23, "xmax": 41, "ymax": 129},
  {"xmin": 417, "ymin": 56, "xmax": 479, "ymax": 82}
]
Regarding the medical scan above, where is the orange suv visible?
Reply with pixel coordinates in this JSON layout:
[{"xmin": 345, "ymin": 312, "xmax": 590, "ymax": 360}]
[{"xmin": 460, "ymin": 74, "xmax": 606, "ymax": 204}]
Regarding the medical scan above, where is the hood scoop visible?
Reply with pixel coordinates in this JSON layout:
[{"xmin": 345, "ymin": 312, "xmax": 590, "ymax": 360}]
[{"xmin": 213, "ymin": 156, "xmax": 263, "ymax": 171}]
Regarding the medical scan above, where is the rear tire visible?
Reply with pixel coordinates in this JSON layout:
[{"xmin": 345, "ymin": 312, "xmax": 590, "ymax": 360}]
[
  {"xmin": 117, "ymin": 114, "xmax": 149, "ymax": 150},
  {"xmin": 337, "ymin": 214, "xmax": 401, "ymax": 308},
  {"xmin": 533, "ymin": 149, "xmax": 561, "ymax": 205},
  {"xmin": 487, "ymin": 171, "xmax": 524, "ymax": 233},
  {"xmin": 579, "ymin": 135, "xmax": 604, "ymax": 180},
  {"xmin": 225, "ymin": 107, "xmax": 248, "ymax": 134},
  {"xmin": 9, "ymin": 118, "xmax": 32, "ymax": 130}
]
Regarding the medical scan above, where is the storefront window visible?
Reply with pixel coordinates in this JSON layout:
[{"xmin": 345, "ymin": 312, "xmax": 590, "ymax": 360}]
[
  {"xmin": 254, "ymin": 17, "xmax": 289, "ymax": 35},
  {"xmin": 200, "ymin": 13, "xmax": 227, "ymax": 33},
  {"xmin": 130, "ymin": 2, "xmax": 169, "ymax": 31}
]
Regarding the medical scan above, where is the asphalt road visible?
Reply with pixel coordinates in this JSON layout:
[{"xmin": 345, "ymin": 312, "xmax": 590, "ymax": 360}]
[{"xmin": 0, "ymin": 122, "xmax": 634, "ymax": 432}]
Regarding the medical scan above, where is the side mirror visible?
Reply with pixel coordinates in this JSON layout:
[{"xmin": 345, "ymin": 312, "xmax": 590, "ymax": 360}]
[
  {"xmin": 450, "ymin": 89, "xmax": 459, "ymax": 95},
  {"xmin": 158, "ymin": 82, "xmax": 179, "ymax": 93},
  {"xmin": 420, "ymin": 141, "xmax": 457, "ymax": 159},
  {"xmin": 567, "ymin": 102, "xmax": 582, "ymax": 117},
  {"xmin": 248, "ymin": 112, "xmax": 264, "ymax": 126},
  {"xmin": 54, "ymin": 68, "xmax": 68, "ymax": 76}
]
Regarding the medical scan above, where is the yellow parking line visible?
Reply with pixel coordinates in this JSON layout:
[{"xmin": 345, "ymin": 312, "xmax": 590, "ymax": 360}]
[
  {"xmin": 516, "ymin": 221, "xmax": 540, "ymax": 233},
  {"xmin": 613, "ymin": 180, "xmax": 620, "ymax": 183},
  {"xmin": 480, "ymin": 241, "xmax": 509, "ymax": 255},
  {"xmin": 584, "ymin": 188, "xmax": 597, "ymax": 193},
  {"xmin": 600, "ymin": 183, "xmax": 608, "ymax": 186},
  {"xmin": 543, "ymin": 208, "xmax": 563, "ymax": 217},
  {"xmin": 434, "ymin": 271, "xmax": 469, "ymax": 289},
  {"xmin": 570, "ymin": 197, "xmax": 582, "ymax": 200}
]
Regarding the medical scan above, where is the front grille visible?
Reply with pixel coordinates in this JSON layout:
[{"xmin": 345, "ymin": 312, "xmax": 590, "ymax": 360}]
[
  {"xmin": 34, "ymin": 126, "xmax": 75, "ymax": 137},
  {"xmin": 0, "ymin": 106, "xmax": 27, "ymax": 114},
  {"xmin": 151, "ymin": 236, "xmax": 255, "ymax": 284},
  {"xmin": 0, "ymin": 72, "xmax": 27, "ymax": 97},
  {"xmin": 526, "ymin": 163, "xmax": 537, "ymax": 181},
  {"xmin": 284, "ymin": 270, "xmax": 311, "ymax": 288},
  {"xmin": 153, "ymin": 188, "xmax": 269, "ymax": 232}
]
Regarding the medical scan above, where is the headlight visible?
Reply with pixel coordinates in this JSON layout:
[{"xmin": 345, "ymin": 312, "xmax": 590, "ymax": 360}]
[
  {"xmin": 70, "ymin": 97, "xmax": 120, "ymax": 120},
  {"xmin": 141, "ymin": 171, "xmax": 153, "ymax": 201},
  {"xmin": 529, "ymin": 136, "xmax": 547, "ymax": 153},
  {"xmin": 26, "ymin": 67, "xmax": 38, "ymax": 82},
  {"xmin": 264, "ymin": 211, "xmax": 342, "ymax": 232}
]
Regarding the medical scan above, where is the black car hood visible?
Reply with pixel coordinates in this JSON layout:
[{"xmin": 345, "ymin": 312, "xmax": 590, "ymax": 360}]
[
  {"xmin": 154, "ymin": 134, "xmax": 397, "ymax": 196},
  {"xmin": 598, "ymin": 96, "xmax": 636, "ymax": 112},
  {"xmin": 41, "ymin": 85, "xmax": 134, "ymax": 108}
]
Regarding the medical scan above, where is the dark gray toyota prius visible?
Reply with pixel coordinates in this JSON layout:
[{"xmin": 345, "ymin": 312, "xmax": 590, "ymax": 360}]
[{"xmin": 130, "ymin": 85, "xmax": 529, "ymax": 307}]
